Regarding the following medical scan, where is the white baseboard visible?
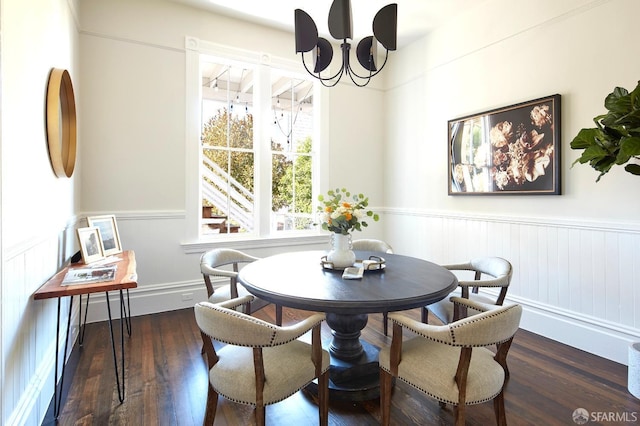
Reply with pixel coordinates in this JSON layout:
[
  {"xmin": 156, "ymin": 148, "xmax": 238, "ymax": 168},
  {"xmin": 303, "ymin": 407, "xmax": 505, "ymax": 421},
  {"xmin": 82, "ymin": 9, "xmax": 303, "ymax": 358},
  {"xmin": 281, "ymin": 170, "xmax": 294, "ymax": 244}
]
[
  {"xmin": 83, "ymin": 280, "xmax": 207, "ymax": 323},
  {"xmin": 509, "ymin": 294, "xmax": 639, "ymax": 366}
]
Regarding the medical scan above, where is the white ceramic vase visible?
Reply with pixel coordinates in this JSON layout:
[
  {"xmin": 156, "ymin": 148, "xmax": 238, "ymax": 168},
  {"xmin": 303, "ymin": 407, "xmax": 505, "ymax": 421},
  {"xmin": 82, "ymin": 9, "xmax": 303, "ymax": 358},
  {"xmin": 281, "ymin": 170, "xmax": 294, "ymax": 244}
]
[{"xmin": 327, "ymin": 233, "xmax": 356, "ymax": 268}]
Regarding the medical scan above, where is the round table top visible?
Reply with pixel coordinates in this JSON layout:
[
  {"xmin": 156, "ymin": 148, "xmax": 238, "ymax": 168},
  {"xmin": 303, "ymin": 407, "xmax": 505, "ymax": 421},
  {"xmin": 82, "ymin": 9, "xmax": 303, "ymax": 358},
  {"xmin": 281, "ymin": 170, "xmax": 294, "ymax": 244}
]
[{"xmin": 238, "ymin": 250, "xmax": 458, "ymax": 315}]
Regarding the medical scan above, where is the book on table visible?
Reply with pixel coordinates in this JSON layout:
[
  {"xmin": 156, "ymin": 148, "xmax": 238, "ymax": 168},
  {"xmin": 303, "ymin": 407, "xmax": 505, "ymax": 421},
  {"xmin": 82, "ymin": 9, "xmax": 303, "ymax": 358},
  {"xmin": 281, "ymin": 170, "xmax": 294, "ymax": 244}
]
[{"xmin": 62, "ymin": 265, "xmax": 117, "ymax": 285}]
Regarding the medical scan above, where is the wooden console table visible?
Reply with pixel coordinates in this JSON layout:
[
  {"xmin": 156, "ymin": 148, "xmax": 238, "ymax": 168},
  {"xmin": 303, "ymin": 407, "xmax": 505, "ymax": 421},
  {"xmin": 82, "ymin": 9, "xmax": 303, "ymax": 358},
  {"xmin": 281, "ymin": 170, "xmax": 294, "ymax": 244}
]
[{"xmin": 33, "ymin": 250, "xmax": 138, "ymax": 419}]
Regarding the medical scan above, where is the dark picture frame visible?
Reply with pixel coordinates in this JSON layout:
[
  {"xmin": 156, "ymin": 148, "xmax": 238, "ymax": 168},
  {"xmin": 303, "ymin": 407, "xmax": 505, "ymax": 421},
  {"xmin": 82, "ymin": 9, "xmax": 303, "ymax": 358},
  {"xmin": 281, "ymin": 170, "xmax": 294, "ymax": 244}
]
[
  {"xmin": 448, "ymin": 94, "xmax": 561, "ymax": 195},
  {"xmin": 87, "ymin": 214, "xmax": 122, "ymax": 256}
]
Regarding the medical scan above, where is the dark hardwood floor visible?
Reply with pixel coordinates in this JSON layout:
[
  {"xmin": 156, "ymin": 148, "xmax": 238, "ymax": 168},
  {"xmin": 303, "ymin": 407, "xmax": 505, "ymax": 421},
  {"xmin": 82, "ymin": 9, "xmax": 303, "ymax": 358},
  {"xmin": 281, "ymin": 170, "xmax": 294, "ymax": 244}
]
[{"xmin": 47, "ymin": 304, "xmax": 638, "ymax": 425}]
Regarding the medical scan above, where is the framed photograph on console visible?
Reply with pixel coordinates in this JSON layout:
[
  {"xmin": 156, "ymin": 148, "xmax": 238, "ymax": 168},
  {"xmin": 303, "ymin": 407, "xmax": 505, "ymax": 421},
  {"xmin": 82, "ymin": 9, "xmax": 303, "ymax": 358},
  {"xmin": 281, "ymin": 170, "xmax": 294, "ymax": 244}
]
[
  {"xmin": 76, "ymin": 227, "xmax": 104, "ymax": 264},
  {"xmin": 87, "ymin": 214, "xmax": 122, "ymax": 256},
  {"xmin": 448, "ymin": 94, "xmax": 561, "ymax": 195}
]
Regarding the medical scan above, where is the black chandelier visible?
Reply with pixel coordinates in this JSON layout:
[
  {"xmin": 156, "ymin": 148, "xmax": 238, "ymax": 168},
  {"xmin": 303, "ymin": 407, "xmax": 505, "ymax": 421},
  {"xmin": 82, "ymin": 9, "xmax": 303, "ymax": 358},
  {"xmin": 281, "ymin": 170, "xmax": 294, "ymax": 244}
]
[{"xmin": 294, "ymin": 0, "xmax": 397, "ymax": 87}]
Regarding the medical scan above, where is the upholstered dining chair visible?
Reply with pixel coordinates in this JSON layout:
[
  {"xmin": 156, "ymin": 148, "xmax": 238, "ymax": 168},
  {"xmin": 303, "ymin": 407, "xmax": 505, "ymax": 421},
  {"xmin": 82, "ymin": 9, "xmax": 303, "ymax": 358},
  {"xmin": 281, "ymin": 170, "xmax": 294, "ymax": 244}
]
[
  {"xmin": 351, "ymin": 238, "xmax": 393, "ymax": 254},
  {"xmin": 352, "ymin": 239, "xmax": 394, "ymax": 336},
  {"xmin": 422, "ymin": 257, "xmax": 512, "ymax": 325},
  {"xmin": 379, "ymin": 298, "xmax": 522, "ymax": 426},
  {"xmin": 200, "ymin": 248, "xmax": 282, "ymax": 325},
  {"xmin": 194, "ymin": 296, "xmax": 330, "ymax": 426}
]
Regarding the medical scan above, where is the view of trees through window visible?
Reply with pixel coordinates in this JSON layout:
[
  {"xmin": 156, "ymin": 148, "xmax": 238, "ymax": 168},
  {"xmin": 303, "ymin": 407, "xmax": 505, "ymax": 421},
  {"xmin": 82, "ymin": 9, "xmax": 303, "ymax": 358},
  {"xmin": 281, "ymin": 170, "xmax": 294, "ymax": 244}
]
[{"xmin": 200, "ymin": 59, "xmax": 315, "ymax": 235}]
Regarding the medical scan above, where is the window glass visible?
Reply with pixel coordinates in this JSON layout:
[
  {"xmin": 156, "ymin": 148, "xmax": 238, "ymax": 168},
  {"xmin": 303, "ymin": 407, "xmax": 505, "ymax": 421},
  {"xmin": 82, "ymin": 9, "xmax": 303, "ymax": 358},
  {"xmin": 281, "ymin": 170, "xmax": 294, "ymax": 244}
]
[
  {"xmin": 200, "ymin": 58, "xmax": 315, "ymax": 236},
  {"xmin": 270, "ymin": 73, "xmax": 314, "ymax": 231}
]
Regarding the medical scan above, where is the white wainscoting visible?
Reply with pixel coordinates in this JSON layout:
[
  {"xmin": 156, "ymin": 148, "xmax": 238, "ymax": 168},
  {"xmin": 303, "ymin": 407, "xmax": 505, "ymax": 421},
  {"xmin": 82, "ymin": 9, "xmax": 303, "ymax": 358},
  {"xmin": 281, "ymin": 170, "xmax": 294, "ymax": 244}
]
[
  {"xmin": 2, "ymin": 227, "xmax": 79, "ymax": 426},
  {"xmin": 384, "ymin": 208, "xmax": 640, "ymax": 365},
  {"xmin": 80, "ymin": 209, "xmax": 640, "ymax": 366}
]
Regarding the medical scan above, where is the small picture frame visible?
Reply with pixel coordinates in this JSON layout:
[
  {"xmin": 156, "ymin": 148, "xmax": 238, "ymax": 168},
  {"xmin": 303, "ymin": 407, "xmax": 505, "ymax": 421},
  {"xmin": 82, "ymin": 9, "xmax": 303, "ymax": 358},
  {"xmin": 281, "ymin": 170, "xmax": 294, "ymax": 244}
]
[
  {"xmin": 87, "ymin": 214, "xmax": 122, "ymax": 256},
  {"xmin": 76, "ymin": 227, "xmax": 105, "ymax": 264}
]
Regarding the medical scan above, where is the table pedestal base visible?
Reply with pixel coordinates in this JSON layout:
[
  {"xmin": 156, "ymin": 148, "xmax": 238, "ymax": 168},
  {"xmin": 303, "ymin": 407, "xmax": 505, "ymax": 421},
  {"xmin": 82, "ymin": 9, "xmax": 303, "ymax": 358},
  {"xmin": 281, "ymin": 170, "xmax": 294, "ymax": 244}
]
[
  {"xmin": 307, "ymin": 310, "xmax": 383, "ymax": 401},
  {"xmin": 326, "ymin": 312, "xmax": 369, "ymax": 360},
  {"xmin": 306, "ymin": 339, "xmax": 381, "ymax": 401}
]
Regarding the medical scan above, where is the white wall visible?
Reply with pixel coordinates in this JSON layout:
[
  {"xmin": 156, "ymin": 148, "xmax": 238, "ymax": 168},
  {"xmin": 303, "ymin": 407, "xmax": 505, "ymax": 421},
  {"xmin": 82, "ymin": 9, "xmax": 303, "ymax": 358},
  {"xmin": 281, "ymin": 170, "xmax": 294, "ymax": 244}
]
[
  {"xmin": 1, "ymin": 0, "xmax": 81, "ymax": 424},
  {"xmin": 77, "ymin": 0, "xmax": 388, "ymax": 321},
  {"xmin": 383, "ymin": 0, "xmax": 640, "ymax": 364}
]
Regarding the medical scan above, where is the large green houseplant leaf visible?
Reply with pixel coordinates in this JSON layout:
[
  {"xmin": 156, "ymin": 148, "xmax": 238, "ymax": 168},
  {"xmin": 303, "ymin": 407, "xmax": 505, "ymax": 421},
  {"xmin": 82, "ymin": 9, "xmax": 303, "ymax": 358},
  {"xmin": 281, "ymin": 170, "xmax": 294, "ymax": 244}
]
[{"xmin": 570, "ymin": 80, "xmax": 640, "ymax": 181}]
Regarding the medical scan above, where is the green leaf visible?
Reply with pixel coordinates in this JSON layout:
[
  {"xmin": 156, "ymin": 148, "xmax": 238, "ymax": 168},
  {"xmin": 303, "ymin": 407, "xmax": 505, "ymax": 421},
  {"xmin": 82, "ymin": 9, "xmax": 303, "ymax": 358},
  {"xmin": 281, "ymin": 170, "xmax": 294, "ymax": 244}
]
[
  {"xmin": 570, "ymin": 128, "xmax": 600, "ymax": 149},
  {"xmin": 593, "ymin": 114, "xmax": 608, "ymax": 129},
  {"xmin": 604, "ymin": 87, "xmax": 631, "ymax": 115},
  {"xmin": 625, "ymin": 163, "xmax": 640, "ymax": 175},
  {"xmin": 615, "ymin": 109, "xmax": 640, "ymax": 127},
  {"xmin": 576, "ymin": 145, "xmax": 608, "ymax": 163},
  {"xmin": 602, "ymin": 125, "xmax": 626, "ymax": 141},
  {"xmin": 630, "ymin": 81, "xmax": 640, "ymax": 108},
  {"xmin": 616, "ymin": 137, "xmax": 640, "ymax": 164},
  {"xmin": 592, "ymin": 156, "xmax": 616, "ymax": 174}
]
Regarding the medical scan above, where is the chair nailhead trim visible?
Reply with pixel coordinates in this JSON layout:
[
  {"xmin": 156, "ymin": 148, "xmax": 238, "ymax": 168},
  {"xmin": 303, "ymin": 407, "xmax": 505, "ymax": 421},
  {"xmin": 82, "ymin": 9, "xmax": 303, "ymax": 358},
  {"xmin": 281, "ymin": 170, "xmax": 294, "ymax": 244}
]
[
  {"xmin": 390, "ymin": 304, "xmax": 518, "ymax": 347},
  {"xmin": 200, "ymin": 304, "xmax": 325, "ymax": 347},
  {"xmin": 380, "ymin": 366, "xmax": 501, "ymax": 405}
]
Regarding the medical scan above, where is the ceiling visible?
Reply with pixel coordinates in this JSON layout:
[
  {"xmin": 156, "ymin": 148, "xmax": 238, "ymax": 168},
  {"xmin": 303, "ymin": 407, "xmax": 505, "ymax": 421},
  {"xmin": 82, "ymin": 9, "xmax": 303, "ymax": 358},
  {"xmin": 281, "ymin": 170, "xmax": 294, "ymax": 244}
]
[{"xmin": 170, "ymin": 0, "xmax": 482, "ymax": 49}]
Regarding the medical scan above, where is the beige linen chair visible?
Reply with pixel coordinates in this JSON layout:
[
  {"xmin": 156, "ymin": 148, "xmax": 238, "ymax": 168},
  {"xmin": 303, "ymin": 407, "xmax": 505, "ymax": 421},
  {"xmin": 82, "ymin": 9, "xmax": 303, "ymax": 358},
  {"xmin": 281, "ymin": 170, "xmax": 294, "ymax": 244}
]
[
  {"xmin": 422, "ymin": 257, "xmax": 512, "ymax": 325},
  {"xmin": 351, "ymin": 238, "xmax": 393, "ymax": 254},
  {"xmin": 380, "ymin": 298, "xmax": 522, "ymax": 426},
  {"xmin": 200, "ymin": 248, "xmax": 282, "ymax": 325},
  {"xmin": 352, "ymin": 239, "xmax": 395, "ymax": 336},
  {"xmin": 195, "ymin": 296, "xmax": 330, "ymax": 426}
]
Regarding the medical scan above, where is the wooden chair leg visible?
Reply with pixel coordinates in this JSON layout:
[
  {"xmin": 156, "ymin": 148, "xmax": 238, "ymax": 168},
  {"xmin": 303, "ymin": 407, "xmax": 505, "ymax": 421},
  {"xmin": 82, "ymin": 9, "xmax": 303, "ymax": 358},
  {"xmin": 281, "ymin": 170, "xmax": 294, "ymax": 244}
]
[
  {"xmin": 275, "ymin": 304, "xmax": 283, "ymax": 326},
  {"xmin": 318, "ymin": 370, "xmax": 329, "ymax": 426},
  {"xmin": 255, "ymin": 404, "xmax": 266, "ymax": 426},
  {"xmin": 453, "ymin": 404, "xmax": 465, "ymax": 426},
  {"xmin": 203, "ymin": 383, "xmax": 218, "ymax": 426},
  {"xmin": 494, "ymin": 391, "xmax": 507, "ymax": 426},
  {"xmin": 421, "ymin": 306, "xmax": 429, "ymax": 323},
  {"xmin": 495, "ymin": 339, "xmax": 513, "ymax": 379},
  {"xmin": 380, "ymin": 369, "xmax": 393, "ymax": 426},
  {"xmin": 383, "ymin": 311, "xmax": 388, "ymax": 336}
]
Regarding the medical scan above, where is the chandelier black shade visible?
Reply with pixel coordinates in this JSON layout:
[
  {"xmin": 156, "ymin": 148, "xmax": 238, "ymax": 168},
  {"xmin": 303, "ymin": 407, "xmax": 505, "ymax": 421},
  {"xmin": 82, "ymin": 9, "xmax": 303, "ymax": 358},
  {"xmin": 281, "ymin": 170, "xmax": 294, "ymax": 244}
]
[{"xmin": 294, "ymin": 0, "xmax": 397, "ymax": 87}]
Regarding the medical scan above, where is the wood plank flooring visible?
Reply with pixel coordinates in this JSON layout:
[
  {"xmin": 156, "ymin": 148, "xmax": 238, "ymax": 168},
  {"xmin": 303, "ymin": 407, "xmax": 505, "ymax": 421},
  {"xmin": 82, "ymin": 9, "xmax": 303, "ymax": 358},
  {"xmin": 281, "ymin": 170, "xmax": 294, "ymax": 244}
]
[{"xmin": 46, "ymin": 304, "xmax": 638, "ymax": 425}]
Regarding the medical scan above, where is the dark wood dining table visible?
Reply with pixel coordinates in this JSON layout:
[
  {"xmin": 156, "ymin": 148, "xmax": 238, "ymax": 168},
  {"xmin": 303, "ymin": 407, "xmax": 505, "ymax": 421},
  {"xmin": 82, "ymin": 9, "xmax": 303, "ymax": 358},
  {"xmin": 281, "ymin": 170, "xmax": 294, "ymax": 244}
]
[{"xmin": 238, "ymin": 250, "xmax": 458, "ymax": 401}]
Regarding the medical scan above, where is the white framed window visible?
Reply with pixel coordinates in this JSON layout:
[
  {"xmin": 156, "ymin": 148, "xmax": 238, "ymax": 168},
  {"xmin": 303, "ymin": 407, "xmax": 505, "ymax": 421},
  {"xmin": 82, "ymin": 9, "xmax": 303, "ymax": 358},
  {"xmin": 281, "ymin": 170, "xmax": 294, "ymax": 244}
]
[{"xmin": 184, "ymin": 37, "xmax": 325, "ymax": 242}]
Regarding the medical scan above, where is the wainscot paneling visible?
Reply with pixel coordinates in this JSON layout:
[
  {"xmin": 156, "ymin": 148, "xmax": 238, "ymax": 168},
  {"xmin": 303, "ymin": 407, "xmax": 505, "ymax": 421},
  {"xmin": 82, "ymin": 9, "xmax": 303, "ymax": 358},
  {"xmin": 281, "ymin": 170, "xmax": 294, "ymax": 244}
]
[
  {"xmin": 2, "ymin": 228, "xmax": 79, "ymax": 426},
  {"xmin": 77, "ymin": 210, "xmax": 331, "ymax": 323},
  {"xmin": 383, "ymin": 208, "xmax": 640, "ymax": 365}
]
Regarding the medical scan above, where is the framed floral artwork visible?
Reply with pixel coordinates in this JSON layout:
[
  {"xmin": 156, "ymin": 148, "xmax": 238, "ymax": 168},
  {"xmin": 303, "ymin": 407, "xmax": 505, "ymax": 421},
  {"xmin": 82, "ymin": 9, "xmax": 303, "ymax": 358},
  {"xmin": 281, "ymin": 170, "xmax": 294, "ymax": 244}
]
[
  {"xmin": 87, "ymin": 214, "xmax": 122, "ymax": 256},
  {"xmin": 448, "ymin": 94, "xmax": 561, "ymax": 195}
]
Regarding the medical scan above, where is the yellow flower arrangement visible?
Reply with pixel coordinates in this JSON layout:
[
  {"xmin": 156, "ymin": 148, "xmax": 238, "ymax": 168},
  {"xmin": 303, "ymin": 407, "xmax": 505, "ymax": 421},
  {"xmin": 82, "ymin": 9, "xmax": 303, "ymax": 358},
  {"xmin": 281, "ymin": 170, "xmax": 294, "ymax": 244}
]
[{"xmin": 317, "ymin": 188, "xmax": 379, "ymax": 235}]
